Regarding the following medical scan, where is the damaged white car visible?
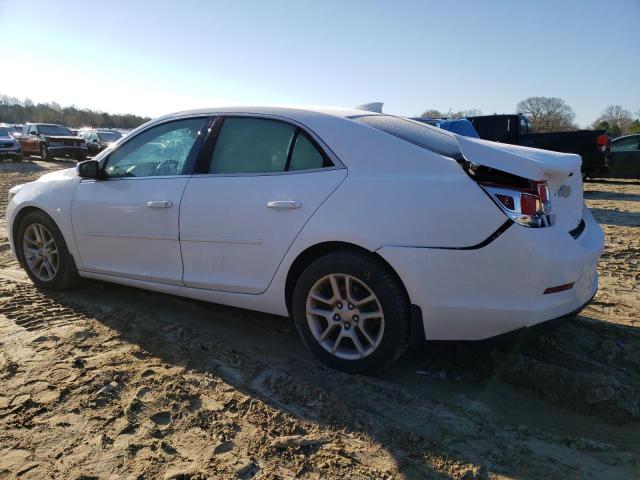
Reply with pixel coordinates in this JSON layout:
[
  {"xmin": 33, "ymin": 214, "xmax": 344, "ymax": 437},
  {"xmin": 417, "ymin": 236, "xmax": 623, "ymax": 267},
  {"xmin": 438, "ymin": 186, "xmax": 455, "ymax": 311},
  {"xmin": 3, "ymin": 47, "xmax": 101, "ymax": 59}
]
[{"xmin": 6, "ymin": 107, "xmax": 604, "ymax": 372}]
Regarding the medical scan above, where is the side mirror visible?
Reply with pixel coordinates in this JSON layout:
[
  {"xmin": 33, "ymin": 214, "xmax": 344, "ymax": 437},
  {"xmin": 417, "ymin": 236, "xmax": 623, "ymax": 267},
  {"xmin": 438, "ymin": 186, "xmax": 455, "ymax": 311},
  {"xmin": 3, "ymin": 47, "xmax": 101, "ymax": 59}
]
[{"xmin": 77, "ymin": 159, "xmax": 100, "ymax": 179}]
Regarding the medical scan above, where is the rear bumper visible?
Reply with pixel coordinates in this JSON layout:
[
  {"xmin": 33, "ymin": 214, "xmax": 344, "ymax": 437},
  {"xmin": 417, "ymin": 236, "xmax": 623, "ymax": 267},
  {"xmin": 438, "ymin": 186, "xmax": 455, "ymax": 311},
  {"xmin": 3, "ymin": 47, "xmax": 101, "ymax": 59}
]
[{"xmin": 378, "ymin": 205, "xmax": 604, "ymax": 340}]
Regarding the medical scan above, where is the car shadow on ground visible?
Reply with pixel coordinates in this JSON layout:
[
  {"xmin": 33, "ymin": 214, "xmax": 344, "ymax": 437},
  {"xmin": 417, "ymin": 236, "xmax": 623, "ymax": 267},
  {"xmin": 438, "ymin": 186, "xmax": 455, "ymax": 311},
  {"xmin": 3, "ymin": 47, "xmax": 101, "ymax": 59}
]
[
  {"xmin": 589, "ymin": 208, "xmax": 640, "ymax": 227},
  {"xmin": 588, "ymin": 178, "xmax": 640, "ymax": 186},
  {"xmin": 33, "ymin": 279, "xmax": 640, "ymax": 477},
  {"xmin": 584, "ymin": 190, "xmax": 640, "ymax": 202},
  {"xmin": 0, "ymin": 159, "xmax": 47, "ymax": 172}
]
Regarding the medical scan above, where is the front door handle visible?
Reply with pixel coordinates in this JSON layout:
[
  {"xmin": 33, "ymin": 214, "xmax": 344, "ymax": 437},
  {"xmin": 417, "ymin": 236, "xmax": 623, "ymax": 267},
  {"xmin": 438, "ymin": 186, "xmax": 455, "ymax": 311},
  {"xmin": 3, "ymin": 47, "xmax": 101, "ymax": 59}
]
[
  {"xmin": 266, "ymin": 200, "xmax": 301, "ymax": 209},
  {"xmin": 146, "ymin": 200, "xmax": 173, "ymax": 209}
]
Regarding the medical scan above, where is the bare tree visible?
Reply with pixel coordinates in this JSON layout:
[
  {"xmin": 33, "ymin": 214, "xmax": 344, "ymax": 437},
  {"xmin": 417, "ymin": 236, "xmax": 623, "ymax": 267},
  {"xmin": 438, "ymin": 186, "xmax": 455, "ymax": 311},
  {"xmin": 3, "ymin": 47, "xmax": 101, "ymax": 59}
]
[
  {"xmin": 592, "ymin": 105, "xmax": 634, "ymax": 137},
  {"xmin": 420, "ymin": 108, "xmax": 482, "ymax": 119},
  {"xmin": 516, "ymin": 97, "xmax": 576, "ymax": 132},
  {"xmin": 420, "ymin": 109, "xmax": 443, "ymax": 118},
  {"xmin": 448, "ymin": 109, "xmax": 482, "ymax": 119}
]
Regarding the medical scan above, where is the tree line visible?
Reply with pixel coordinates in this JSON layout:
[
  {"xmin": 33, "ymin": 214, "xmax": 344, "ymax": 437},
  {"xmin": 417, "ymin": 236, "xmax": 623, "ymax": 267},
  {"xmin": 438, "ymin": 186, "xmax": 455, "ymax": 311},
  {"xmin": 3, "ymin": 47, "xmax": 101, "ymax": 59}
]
[
  {"xmin": 421, "ymin": 97, "xmax": 640, "ymax": 137},
  {"xmin": 0, "ymin": 94, "xmax": 151, "ymax": 129}
]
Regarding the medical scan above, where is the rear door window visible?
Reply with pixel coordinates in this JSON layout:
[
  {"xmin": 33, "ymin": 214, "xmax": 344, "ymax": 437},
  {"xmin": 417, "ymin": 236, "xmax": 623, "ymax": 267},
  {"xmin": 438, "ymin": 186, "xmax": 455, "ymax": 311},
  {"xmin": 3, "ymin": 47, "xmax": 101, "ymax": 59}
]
[
  {"xmin": 288, "ymin": 132, "xmax": 325, "ymax": 171},
  {"xmin": 208, "ymin": 117, "xmax": 333, "ymax": 174}
]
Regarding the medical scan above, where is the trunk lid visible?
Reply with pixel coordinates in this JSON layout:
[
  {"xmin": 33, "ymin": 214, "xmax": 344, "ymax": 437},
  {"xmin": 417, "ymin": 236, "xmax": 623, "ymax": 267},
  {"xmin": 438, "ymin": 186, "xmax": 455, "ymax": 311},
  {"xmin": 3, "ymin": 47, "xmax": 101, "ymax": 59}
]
[{"xmin": 457, "ymin": 135, "xmax": 584, "ymax": 231}]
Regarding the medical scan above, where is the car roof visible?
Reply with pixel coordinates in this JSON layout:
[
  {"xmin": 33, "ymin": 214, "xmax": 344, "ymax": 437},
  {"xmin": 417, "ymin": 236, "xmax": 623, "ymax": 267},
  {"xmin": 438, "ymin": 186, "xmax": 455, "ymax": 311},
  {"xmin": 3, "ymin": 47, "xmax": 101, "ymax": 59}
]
[
  {"xmin": 613, "ymin": 134, "xmax": 640, "ymax": 142},
  {"xmin": 158, "ymin": 105, "xmax": 380, "ymax": 122}
]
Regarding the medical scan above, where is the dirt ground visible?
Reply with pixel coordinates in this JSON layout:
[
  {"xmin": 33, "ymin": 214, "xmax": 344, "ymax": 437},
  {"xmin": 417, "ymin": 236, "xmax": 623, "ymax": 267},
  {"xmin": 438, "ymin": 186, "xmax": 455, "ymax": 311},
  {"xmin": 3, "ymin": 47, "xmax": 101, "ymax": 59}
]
[{"xmin": 0, "ymin": 159, "xmax": 638, "ymax": 480}]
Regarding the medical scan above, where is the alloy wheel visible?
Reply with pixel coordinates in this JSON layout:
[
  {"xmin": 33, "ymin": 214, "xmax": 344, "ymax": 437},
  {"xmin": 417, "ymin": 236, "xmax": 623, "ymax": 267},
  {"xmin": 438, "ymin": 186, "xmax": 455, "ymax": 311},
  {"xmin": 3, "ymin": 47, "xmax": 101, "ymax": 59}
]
[
  {"xmin": 305, "ymin": 273, "xmax": 385, "ymax": 360},
  {"xmin": 22, "ymin": 223, "xmax": 59, "ymax": 281}
]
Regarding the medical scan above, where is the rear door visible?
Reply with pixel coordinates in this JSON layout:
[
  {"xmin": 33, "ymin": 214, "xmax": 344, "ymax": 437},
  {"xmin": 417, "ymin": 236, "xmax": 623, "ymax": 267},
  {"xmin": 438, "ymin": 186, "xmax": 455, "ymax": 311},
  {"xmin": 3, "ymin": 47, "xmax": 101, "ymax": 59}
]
[{"xmin": 180, "ymin": 115, "xmax": 347, "ymax": 294}]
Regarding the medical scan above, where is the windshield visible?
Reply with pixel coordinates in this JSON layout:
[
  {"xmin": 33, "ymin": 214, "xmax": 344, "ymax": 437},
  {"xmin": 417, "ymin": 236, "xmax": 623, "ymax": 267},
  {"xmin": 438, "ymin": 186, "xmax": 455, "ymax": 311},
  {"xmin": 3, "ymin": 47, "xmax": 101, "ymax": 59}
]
[
  {"xmin": 0, "ymin": 127, "xmax": 11, "ymax": 136},
  {"xmin": 349, "ymin": 114, "xmax": 462, "ymax": 159},
  {"xmin": 38, "ymin": 125, "xmax": 73, "ymax": 136},
  {"xmin": 98, "ymin": 131, "xmax": 122, "ymax": 142}
]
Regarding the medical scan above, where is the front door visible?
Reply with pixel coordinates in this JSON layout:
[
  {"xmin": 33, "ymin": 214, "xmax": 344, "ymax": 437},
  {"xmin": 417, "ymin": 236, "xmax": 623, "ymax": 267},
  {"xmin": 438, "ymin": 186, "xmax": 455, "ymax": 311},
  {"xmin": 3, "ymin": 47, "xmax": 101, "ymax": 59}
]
[
  {"xmin": 180, "ymin": 116, "xmax": 347, "ymax": 294},
  {"xmin": 71, "ymin": 116, "xmax": 210, "ymax": 285},
  {"xmin": 21, "ymin": 125, "xmax": 39, "ymax": 154},
  {"xmin": 609, "ymin": 136, "xmax": 640, "ymax": 178}
]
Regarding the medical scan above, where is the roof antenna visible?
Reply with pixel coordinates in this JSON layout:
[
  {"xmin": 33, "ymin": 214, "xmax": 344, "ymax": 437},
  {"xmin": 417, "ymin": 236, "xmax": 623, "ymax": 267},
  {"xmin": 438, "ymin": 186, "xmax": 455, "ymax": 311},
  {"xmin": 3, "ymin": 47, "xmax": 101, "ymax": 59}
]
[
  {"xmin": 355, "ymin": 102, "xmax": 383, "ymax": 113},
  {"xmin": 444, "ymin": 107, "xmax": 453, "ymax": 119}
]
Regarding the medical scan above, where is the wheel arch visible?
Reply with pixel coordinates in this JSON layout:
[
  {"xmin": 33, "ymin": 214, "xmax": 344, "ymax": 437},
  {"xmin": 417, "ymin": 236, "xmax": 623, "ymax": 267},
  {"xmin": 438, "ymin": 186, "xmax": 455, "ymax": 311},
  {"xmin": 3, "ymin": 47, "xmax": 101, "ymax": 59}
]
[
  {"xmin": 284, "ymin": 241, "xmax": 408, "ymax": 313},
  {"xmin": 11, "ymin": 206, "xmax": 42, "ymax": 250},
  {"xmin": 284, "ymin": 241, "xmax": 426, "ymax": 347},
  {"xmin": 11, "ymin": 206, "xmax": 63, "ymax": 268}
]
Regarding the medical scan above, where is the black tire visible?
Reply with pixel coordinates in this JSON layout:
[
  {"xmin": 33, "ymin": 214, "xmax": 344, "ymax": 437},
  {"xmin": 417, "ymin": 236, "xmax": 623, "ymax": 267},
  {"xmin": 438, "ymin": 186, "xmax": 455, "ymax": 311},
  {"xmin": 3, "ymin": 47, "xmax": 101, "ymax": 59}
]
[
  {"xmin": 40, "ymin": 144, "xmax": 52, "ymax": 161},
  {"xmin": 292, "ymin": 251, "xmax": 411, "ymax": 373},
  {"xmin": 15, "ymin": 210, "xmax": 80, "ymax": 290},
  {"xmin": 11, "ymin": 154, "xmax": 24, "ymax": 162}
]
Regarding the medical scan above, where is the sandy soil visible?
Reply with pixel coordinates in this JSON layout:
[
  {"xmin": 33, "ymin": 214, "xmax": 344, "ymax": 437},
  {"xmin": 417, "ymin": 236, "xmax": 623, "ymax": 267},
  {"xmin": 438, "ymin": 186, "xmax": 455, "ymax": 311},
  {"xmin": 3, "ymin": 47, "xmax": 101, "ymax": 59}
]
[{"xmin": 0, "ymin": 159, "xmax": 638, "ymax": 479}]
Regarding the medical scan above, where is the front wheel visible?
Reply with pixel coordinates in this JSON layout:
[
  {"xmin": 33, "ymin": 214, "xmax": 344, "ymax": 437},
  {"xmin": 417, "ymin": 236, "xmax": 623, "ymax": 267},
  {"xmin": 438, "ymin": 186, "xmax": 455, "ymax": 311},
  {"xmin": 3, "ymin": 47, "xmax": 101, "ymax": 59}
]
[
  {"xmin": 16, "ymin": 210, "xmax": 79, "ymax": 290},
  {"xmin": 292, "ymin": 251, "xmax": 411, "ymax": 373},
  {"xmin": 40, "ymin": 144, "xmax": 52, "ymax": 161}
]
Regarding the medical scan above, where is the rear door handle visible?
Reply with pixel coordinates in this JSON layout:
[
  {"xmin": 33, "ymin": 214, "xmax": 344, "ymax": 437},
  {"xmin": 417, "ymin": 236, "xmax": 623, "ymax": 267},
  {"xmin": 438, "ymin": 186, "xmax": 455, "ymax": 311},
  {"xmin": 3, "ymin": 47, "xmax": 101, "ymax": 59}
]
[
  {"xmin": 266, "ymin": 200, "xmax": 301, "ymax": 209},
  {"xmin": 146, "ymin": 200, "xmax": 173, "ymax": 209}
]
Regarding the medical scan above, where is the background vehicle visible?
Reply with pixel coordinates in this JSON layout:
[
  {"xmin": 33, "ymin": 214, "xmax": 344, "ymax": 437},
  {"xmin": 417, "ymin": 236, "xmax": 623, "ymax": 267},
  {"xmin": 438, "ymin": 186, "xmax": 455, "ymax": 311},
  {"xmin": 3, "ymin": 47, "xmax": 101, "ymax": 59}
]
[
  {"xmin": 78, "ymin": 129, "xmax": 123, "ymax": 156},
  {"xmin": 6, "ymin": 107, "xmax": 603, "ymax": 373},
  {"xmin": 0, "ymin": 126, "xmax": 23, "ymax": 161},
  {"xmin": 606, "ymin": 135, "xmax": 640, "ymax": 178},
  {"xmin": 0, "ymin": 123, "xmax": 24, "ymax": 139},
  {"xmin": 411, "ymin": 117, "xmax": 480, "ymax": 137},
  {"xmin": 18, "ymin": 123, "xmax": 88, "ymax": 161},
  {"xmin": 468, "ymin": 114, "xmax": 609, "ymax": 179}
]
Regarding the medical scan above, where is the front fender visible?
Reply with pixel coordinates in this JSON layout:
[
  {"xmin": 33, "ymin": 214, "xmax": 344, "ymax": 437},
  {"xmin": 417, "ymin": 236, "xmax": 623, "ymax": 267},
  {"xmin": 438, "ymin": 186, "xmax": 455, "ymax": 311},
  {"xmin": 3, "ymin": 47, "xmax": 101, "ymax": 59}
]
[{"xmin": 7, "ymin": 171, "xmax": 81, "ymax": 267}]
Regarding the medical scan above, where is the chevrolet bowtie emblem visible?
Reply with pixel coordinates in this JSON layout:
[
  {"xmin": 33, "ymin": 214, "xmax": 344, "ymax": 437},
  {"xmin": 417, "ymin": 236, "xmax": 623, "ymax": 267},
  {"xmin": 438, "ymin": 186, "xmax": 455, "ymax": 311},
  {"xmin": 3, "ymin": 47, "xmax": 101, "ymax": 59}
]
[{"xmin": 557, "ymin": 185, "xmax": 571, "ymax": 198}]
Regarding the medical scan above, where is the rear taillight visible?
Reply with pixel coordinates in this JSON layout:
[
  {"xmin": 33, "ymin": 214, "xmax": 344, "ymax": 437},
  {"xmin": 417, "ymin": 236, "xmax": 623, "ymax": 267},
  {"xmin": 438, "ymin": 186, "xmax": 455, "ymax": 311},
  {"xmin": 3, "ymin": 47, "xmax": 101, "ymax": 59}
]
[
  {"xmin": 462, "ymin": 162, "xmax": 554, "ymax": 227},
  {"xmin": 481, "ymin": 179, "xmax": 553, "ymax": 228},
  {"xmin": 596, "ymin": 134, "xmax": 610, "ymax": 153}
]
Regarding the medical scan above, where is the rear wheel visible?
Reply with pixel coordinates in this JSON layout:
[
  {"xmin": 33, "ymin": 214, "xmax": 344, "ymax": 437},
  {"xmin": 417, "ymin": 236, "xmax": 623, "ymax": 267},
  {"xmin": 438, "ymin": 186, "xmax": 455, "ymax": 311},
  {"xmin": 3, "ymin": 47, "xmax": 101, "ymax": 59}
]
[
  {"xmin": 16, "ymin": 210, "xmax": 79, "ymax": 290},
  {"xmin": 292, "ymin": 251, "xmax": 411, "ymax": 373},
  {"xmin": 11, "ymin": 154, "xmax": 24, "ymax": 162}
]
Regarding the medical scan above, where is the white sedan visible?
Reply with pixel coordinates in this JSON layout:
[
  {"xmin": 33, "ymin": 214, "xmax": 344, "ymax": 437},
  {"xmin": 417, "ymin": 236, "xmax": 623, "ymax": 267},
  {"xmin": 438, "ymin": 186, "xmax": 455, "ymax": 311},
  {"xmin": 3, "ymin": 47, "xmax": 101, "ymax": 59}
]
[{"xmin": 6, "ymin": 107, "xmax": 604, "ymax": 372}]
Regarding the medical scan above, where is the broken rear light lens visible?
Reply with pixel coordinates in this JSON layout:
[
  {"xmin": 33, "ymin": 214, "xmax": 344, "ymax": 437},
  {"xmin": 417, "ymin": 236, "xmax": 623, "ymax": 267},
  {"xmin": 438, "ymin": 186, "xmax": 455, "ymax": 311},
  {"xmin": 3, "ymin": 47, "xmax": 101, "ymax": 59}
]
[
  {"xmin": 480, "ymin": 180, "xmax": 552, "ymax": 227},
  {"xmin": 462, "ymin": 163, "xmax": 553, "ymax": 228},
  {"xmin": 495, "ymin": 194, "xmax": 515, "ymax": 210}
]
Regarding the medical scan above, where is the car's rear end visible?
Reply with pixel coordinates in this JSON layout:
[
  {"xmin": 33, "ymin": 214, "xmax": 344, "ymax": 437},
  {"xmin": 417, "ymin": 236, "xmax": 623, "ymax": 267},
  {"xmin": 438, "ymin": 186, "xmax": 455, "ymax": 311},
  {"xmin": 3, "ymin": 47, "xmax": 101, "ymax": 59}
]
[{"xmin": 376, "ymin": 132, "xmax": 604, "ymax": 340}]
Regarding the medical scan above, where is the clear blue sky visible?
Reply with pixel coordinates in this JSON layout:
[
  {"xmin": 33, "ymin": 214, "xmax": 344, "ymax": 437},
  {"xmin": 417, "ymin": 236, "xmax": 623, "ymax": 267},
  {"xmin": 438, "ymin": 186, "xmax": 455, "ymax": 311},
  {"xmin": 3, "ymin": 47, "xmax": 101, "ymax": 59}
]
[{"xmin": 1, "ymin": 0, "xmax": 638, "ymax": 126}]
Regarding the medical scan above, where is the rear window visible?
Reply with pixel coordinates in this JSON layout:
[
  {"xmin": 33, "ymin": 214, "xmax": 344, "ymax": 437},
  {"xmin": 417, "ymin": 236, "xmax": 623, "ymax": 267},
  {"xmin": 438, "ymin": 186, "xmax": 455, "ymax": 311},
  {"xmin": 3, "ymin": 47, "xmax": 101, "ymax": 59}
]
[{"xmin": 349, "ymin": 114, "xmax": 462, "ymax": 159}]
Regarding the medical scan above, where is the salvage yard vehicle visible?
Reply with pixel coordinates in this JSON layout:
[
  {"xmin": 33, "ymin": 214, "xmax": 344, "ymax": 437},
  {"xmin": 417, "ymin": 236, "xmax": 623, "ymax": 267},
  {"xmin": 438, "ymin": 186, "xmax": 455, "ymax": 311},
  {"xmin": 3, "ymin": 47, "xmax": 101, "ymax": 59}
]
[
  {"xmin": 6, "ymin": 107, "xmax": 605, "ymax": 372},
  {"xmin": 18, "ymin": 123, "xmax": 88, "ymax": 161},
  {"xmin": 78, "ymin": 129, "xmax": 123, "ymax": 156},
  {"xmin": 468, "ymin": 114, "xmax": 610, "ymax": 180},
  {"xmin": 410, "ymin": 117, "xmax": 480, "ymax": 137},
  {"xmin": 606, "ymin": 134, "xmax": 640, "ymax": 179},
  {"xmin": 0, "ymin": 126, "xmax": 23, "ymax": 161}
]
